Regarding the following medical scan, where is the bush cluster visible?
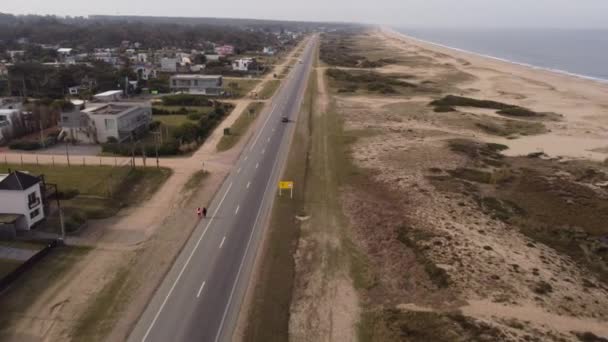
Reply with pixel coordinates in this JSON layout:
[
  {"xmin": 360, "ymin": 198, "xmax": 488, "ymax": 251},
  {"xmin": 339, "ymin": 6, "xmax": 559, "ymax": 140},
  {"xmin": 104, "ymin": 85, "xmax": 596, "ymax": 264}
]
[
  {"xmin": 152, "ymin": 107, "xmax": 190, "ymax": 115},
  {"xmin": 8, "ymin": 140, "xmax": 42, "ymax": 150},
  {"xmin": 161, "ymin": 94, "xmax": 214, "ymax": 107},
  {"xmin": 327, "ymin": 68, "xmax": 416, "ymax": 94},
  {"xmin": 430, "ymin": 95, "xmax": 542, "ymax": 117}
]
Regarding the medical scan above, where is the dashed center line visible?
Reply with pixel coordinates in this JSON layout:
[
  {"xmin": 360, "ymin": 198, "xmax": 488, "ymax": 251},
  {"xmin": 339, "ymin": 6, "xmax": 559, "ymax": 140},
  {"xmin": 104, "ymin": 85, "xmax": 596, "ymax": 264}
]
[
  {"xmin": 219, "ymin": 236, "xmax": 226, "ymax": 249},
  {"xmin": 262, "ymin": 148, "xmax": 265, "ymax": 154},
  {"xmin": 246, "ymin": 181, "xmax": 251, "ymax": 189},
  {"xmin": 237, "ymin": 167, "xmax": 242, "ymax": 174},
  {"xmin": 255, "ymin": 162, "xmax": 259, "ymax": 169},
  {"xmin": 244, "ymin": 155, "xmax": 248, "ymax": 161},
  {"xmin": 267, "ymin": 137, "xmax": 270, "ymax": 142},
  {"xmin": 235, "ymin": 205, "xmax": 240, "ymax": 215},
  {"xmin": 196, "ymin": 281, "xmax": 206, "ymax": 298}
]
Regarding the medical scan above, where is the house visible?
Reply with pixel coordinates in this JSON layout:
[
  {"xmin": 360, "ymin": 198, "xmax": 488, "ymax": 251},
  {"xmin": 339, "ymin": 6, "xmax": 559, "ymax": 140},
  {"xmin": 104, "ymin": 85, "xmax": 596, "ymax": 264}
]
[
  {"xmin": 133, "ymin": 64, "xmax": 157, "ymax": 80},
  {"xmin": 137, "ymin": 53, "xmax": 148, "ymax": 63},
  {"xmin": 214, "ymin": 45, "xmax": 235, "ymax": 56},
  {"xmin": 169, "ymin": 75, "xmax": 223, "ymax": 96},
  {"xmin": 57, "ymin": 48, "xmax": 73, "ymax": 56},
  {"xmin": 60, "ymin": 102, "xmax": 152, "ymax": 143},
  {"xmin": 7, "ymin": 50, "xmax": 25, "ymax": 62},
  {"xmin": 263, "ymin": 47, "xmax": 275, "ymax": 55},
  {"xmin": 94, "ymin": 90, "xmax": 123, "ymax": 102},
  {"xmin": 160, "ymin": 57, "xmax": 179, "ymax": 72},
  {"xmin": 0, "ymin": 109, "xmax": 18, "ymax": 144},
  {"xmin": 0, "ymin": 171, "xmax": 45, "ymax": 230},
  {"xmin": 232, "ymin": 58, "xmax": 257, "ymax": 72},
  {"xmin": 205, "ymin": 54, "xmax": 221, "ymax": 61}
]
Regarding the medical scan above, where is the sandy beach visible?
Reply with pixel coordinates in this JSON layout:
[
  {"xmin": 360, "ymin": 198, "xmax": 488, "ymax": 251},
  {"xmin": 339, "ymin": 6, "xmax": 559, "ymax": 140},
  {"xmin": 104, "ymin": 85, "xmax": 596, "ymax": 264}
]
[
  {"xmin": 289, "ymin": 27, "xmax": 608, "ymax": 341},
  {"xmin": 381, "ymin": 27, "xmax": 608, "ymax": 162}
]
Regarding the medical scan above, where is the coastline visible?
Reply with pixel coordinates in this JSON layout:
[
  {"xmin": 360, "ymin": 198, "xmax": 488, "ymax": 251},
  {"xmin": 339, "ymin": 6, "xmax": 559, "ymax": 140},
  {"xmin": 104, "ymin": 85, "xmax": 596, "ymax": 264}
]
[
  {"xmin": 377, "ymin": 26, "xmax": 608, "ymax": 162},
  {"xmin": 383, "ymin": 26, "xmax": 608, "ymax": 85}
]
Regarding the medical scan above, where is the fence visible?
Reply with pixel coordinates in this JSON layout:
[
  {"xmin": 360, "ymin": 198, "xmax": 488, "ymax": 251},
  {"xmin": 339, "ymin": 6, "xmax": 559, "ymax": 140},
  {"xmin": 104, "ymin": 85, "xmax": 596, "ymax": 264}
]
[
  {"xmin": 0, "ymin": 239, "xmax": 59, "ymax": 293},
  {"xmin": 0, "ymin": 152, "xmax": 157, "ymax": 168}
]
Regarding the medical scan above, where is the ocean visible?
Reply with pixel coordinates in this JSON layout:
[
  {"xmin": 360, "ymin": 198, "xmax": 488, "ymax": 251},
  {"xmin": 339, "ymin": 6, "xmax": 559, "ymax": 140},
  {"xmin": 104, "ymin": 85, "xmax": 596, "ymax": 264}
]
[{"xmin": 394, "ymin": 28, "xmax": 608, "ymax": 83}]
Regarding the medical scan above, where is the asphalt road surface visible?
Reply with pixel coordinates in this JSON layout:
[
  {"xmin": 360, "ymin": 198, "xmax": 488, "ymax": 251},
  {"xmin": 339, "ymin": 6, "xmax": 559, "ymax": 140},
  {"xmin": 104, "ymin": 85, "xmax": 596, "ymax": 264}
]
[{"xmin": 128, "ymin": 36, "xmax": 317, "ymax": 342}]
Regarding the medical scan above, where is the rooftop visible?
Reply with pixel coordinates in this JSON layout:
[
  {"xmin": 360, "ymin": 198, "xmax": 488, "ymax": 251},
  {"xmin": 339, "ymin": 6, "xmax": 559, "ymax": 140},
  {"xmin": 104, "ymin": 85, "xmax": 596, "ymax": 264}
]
[
  {"xmin": 85, "ymin": 104, "xmax": 135, "ymax": 115},
  {"xmin": 0, "ymin": 171, "xmax": 41, "ymax": 191},
  {"xmin": 171, "ymin": 74, "xmax": 222, "ymax": 80},
  {"xmin": 94, "ymin": 90, "xmax": 123, "ymax": 97}
]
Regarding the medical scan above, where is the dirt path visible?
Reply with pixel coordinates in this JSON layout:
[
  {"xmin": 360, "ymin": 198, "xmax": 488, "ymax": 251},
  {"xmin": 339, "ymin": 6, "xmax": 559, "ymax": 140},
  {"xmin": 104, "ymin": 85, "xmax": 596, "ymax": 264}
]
[
  {"xmin": 0, "ymin": 38, "xmax": 310, "ymax": 342},
  {"xmin": 288, "ymin": 46, "xmax": 360, "ymax": 342}
]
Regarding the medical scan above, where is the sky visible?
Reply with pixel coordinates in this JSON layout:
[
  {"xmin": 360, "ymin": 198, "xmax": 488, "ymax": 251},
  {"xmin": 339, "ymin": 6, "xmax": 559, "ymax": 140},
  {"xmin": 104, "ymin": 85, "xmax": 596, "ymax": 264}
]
[{"xmin": 3, "ymin": 0, "xmax": 608, "ymax": 28}]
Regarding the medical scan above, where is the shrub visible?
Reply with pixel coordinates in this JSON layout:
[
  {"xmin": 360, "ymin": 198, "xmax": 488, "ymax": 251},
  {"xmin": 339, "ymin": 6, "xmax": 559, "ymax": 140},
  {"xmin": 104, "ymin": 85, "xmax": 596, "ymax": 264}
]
[
  {"xmin": 172, "ymin": 122, "xmax": 200, "ymax": 143},
  {"xmin": 534, "ymin": 281, "xmax": 553, "ymax": 295},
  {"xmin": 9, "ymin": 141, "xmax": 42, "ymax": 150},
  {"xmin": 106, "ymin": 136, "xmax": 118, "ymax": 143},
  {"xmin": 187, "ymin": 112, "xmax": 202, "ymax": 121},
  {"xmin": 161, "ymin": 94, "xmax": 213, "ymax": 107},
  {"xmin": 430, "ymin": 95, "xmax": 543, "ymax": 118},
  {"xmin": 434, "ymin": 105, "xmax": 455, "ymax": 113},
  {"xmin": 149, "ymin": 121, "xmax": 161, "ymax": 130},
  {"xmin": 56, "ymin": 189, "xmax": 80, "ymax": 200}
]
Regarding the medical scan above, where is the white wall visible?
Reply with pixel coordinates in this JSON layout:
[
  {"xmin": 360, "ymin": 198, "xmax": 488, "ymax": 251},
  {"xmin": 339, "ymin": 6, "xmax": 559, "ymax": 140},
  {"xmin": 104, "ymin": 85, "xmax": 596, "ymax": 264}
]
[{"xmin": 0, "ymin": 183, "xmax": 44, "ymax": 230}]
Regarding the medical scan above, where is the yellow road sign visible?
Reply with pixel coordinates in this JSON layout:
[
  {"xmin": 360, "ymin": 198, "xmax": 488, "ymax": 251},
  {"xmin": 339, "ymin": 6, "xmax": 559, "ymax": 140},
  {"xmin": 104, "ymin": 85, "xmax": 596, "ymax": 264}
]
[{"xmin": 279, "ymin": 181, "xmax": 294, "ymax": 189}]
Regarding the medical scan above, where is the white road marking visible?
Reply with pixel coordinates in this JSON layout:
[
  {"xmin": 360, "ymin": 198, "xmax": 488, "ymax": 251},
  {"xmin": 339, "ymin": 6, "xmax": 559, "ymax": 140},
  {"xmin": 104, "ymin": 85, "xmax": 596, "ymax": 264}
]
[
  {"xmin": 244, "ymin": 155, "xmax": 248, "ymax": 161},
  {"xmin": 196, "ymin": 281, "xmax": 206, "ymax": 298},
  {"xmin": 250, "ymin": 105, "xmax": 276, "ymax": 152},
  {"xmin": 237, "ymin": 167, "xmax": 241, "ymax": 174},
  {"xmin": 213, "ymin": 114, "xmax": 289, "ymax": 342},
  {"xmin": 235, "ymin": 205, "xmax": 240, "ymax": 215},
  {"xmin": 141, "ymin": 181, "xmax": 233, "ymax": 342},
  {"xmin": 262, "ymin": 148, "xmax": 265, "ymax": 155},
  {"xmin": 219, "ymin": 236, "xmax": 226, "ymax": 249},
  {"xmin": 246, "ymin": 181, "xmax": 251, "ymax": 189},
  {"xmin": 255, "ymin": 163, "xmax": 259, "ymax": 169},
  {"xmin": 267, "ymin": 137, "xmax": 270, "ymax": 142}
]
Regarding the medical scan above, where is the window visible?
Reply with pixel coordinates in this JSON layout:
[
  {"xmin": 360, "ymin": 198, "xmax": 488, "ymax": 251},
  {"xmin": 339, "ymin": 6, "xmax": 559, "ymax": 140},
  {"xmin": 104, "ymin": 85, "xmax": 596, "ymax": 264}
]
[
  {"xmin": 28, "ymin": 192, "xmax": 40, "ymax": 208},
  {"xmin": 104, "ymin": 119, "xmax": 116, "ymax": 130},
  {"xmin": 30, "ymin": 209, "xmax": 40, "ymax": 219}
]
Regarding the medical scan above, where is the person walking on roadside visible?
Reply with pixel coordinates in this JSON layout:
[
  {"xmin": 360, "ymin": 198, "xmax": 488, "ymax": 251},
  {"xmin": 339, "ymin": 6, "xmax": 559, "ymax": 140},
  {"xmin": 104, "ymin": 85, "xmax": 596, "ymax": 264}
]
[{"xmin": 202, "ymin": 207, "xmax": 208, "ymax": 218}]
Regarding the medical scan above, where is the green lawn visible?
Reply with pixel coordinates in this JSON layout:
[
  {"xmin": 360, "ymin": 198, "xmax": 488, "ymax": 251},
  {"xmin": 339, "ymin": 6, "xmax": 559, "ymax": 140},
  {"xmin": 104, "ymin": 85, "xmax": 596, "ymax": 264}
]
[
  {"xmin": 0, "ymin": 258, "xmax": 22, "ymax": 279},
  {"xmin": 259, "ymin": 80, "xmax": 281, "ymax": 99},
  {"xmin": 225, "ymin": 79, "xmax": 260, "ymax": 98},
  {"xmin": 153, "ymin": 106, "xmax": 215, "ymax": 115},
  {"xmin": 153, "ymin": 115, "xmax": 191, "ymax": 127},
  {"xmin": 217, "ymin": 102, "xmax": 264, "ymax": 152},
  {"xmin": 0, "ymin": 241, "xmax": 45, "ymax": 251},
  {"xmin": 0, "ymin": 164, "xmax": 172, "ymax": 233}
]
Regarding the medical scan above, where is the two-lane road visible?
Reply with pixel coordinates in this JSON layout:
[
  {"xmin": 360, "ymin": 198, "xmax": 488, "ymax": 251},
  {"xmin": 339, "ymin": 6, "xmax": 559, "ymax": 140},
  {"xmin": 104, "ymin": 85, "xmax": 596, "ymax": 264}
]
[{"xmin": 128, "ymin": 36, "xmax": 317, "ymax": 342}]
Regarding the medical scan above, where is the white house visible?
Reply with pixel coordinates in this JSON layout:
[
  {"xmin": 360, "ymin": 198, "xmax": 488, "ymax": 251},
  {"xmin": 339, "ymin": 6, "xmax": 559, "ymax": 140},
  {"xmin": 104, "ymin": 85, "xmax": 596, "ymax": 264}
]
[
  {"xmin": 59, "ymin": 102, "xmax": 152, "ymax": 143},
  {"xmin": 160, "ymin": 57, "xmax": 179, "ymax": 72},
  {"xmin": 0, "ymin": 171, "xmax": 45, "ymax": 230},
  {"xmin": 232, "ymin": 58, "xmax": 256, "ymax": 72},
  {"xmin": 263, "ymin": 47, "xmax": 275, "ymax": 55},
  {"xmin": 0, "ymin": 108, "xmax": 20, "ymax": 144},
  {"xmin": 169, "ymin": 75, "xmax": 223, "ymax": 96}
]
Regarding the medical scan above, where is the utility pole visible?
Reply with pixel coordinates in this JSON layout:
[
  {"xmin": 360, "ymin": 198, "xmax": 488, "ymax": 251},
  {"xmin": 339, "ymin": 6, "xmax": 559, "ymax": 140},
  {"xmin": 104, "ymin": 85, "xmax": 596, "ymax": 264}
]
[
  {"xmin": 65, "ymin": 140, "xmax": 70, "ymax": 167},
  {"xmin": 130, "ymin": 134, "xmax": 135, "ymax": 168},
  {"xmin": 155, "ymin": 133, "xmax": 160, "ymax": 169}
]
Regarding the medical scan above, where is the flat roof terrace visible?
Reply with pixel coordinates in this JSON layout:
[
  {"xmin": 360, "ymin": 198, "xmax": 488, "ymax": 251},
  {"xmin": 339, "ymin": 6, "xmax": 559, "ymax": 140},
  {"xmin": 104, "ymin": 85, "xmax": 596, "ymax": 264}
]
[{"xmin": 86, "ymin": 104, "xmax": 134, "ymax": 115}]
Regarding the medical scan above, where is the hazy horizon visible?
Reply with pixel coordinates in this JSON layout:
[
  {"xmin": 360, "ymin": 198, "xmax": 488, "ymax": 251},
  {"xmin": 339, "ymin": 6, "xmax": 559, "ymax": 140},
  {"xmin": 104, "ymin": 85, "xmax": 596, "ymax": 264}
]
[{"xmin": 3, "ymin": 0, "xmax": 608, "ymax": 29}]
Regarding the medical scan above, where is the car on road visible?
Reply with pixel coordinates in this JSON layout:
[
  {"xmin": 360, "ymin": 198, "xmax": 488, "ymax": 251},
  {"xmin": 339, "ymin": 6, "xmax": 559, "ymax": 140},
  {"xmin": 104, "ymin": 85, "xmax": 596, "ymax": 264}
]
[{"xmin": 281, "ymin": 116, "xmax": 289, "ymax": 123}]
